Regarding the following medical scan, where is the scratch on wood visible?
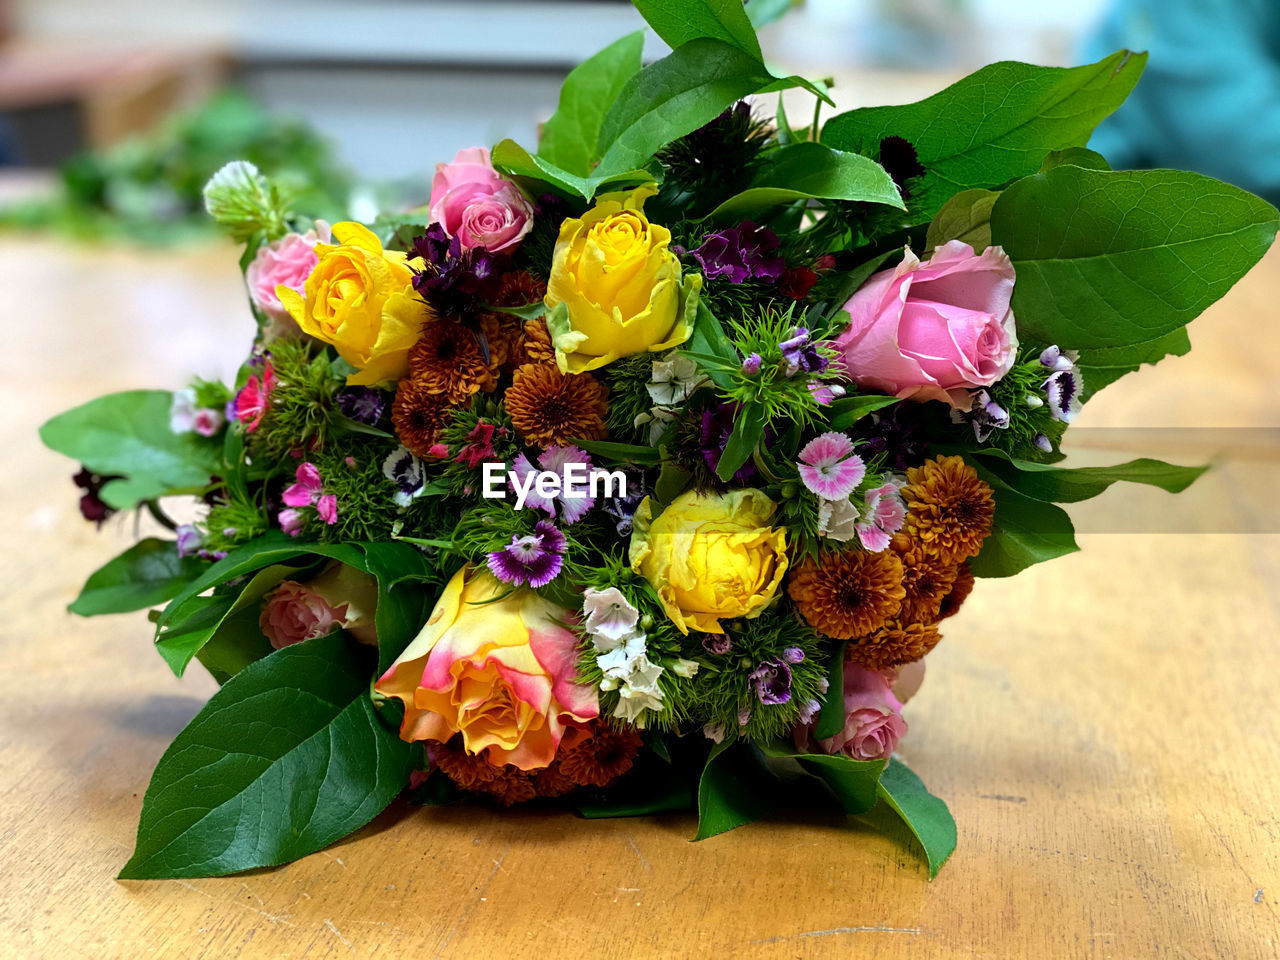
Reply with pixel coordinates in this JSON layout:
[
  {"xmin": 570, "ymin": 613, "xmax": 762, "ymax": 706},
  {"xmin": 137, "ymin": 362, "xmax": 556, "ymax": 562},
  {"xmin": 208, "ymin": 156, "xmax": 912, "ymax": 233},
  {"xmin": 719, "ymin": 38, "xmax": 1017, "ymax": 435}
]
[
  {"xmin": 979, "ymin": 794, "xmax": 1028, "ymax": 804},
  {"xmin": 751, "ymin": 925, "xmax": 923, "ymax": 944},
  {"xmin": 324, "ymin": 918, "xmax": 354, "ymax": 951},
  {"xmin": 1255, "ymin": 889, "xmax": 1265, "ymax": 903},
  {"xmin": 432, "ymin": 846, "xmax": 510, "ymax": 959},
  {"xmin": 627, "ymin": 836, "xmax": 653, "ymax": 873}
]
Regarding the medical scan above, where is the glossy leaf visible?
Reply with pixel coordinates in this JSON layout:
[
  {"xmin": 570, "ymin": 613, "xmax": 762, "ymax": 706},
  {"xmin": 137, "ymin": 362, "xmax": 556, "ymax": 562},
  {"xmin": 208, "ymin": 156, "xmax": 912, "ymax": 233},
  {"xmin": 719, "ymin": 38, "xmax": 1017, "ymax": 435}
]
[
  {"xmin": 694, "ymin": 741, "xmax": 775, "ymax": 839},
  {"xmin": 821, "ymin": 50, "xmax": 1146, "ymax": 224},
  {"xmin": 715, "ymin": 403, "xmax": 766, "ymax": 481},
  {"xmin": 491, "ymin": 138, "xmax": 651, "ymax": 200},
  {"xmin": 969, "ymin": 482, "xmax": 1079, "ymax": 578},
  {"xmin": 876, "ymin": 759, "xmax": 957, "ymax": 879},
  {"xmin": 538, "ymin": 31, "xmax": 645, "ymax": 175},
  {"xmin": 991, "ymin": 165, "xmax": 1280, "ymax": 357},
  {"xmin": 633, "ymin": 0, "xmax": 761, "ymax": 60},
  {"xmin": 760, "ymin": 742, "xmax": 886, "ymax": 815},
  {"xmin": 824, "ymin": 394, "xmax": 900, "ymax": 431},
  {"xmin": 39, "ymin": 390, "xmax": 221, "ymax": 508},
  {"xmin": 925, "ymin": 187, "xmax": 998, "ymax": 253},
  {"xmin": 1078, "ymin": 328, "xmax": 1192, "ymax": 397},
  {"xmin": 975, "ymin": 454, "xmax": 1207, "ymax": 504},
  {"xmin": 118, "ymin": 632, "xmax": 413, "ymax": 879},
  {"xmin": 710, "ymin": 141, "xmax": 903, "ymax": 217},
  {"xmin": 813, "ymin": 642, "xmax": 847, "ymax": 739},
  {"xmin": 570, "ymin": 438, "xmax": 664, "ymax": 465},
  {"xmin": 69, "ymin": 538, "xmax": 203, "ymax": 616}
]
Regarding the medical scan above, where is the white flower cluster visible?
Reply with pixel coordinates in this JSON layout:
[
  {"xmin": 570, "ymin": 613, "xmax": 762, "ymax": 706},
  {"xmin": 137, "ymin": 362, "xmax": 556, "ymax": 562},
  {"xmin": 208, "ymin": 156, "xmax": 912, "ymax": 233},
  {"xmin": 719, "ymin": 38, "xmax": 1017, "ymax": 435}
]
[
  {"xmin": 581, "ymin": 587, "xmax": 697, "ymax": 726},
  {"xmin": 634, "ymin": 354, "xmax": 707, "ymax": 444}
]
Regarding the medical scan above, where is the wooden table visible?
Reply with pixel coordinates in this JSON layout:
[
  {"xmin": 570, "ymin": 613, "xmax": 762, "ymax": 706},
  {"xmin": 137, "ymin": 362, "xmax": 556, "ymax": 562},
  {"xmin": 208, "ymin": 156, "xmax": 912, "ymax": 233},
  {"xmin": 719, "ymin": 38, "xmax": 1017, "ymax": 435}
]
[{"xmin": 1, "ymin": 234, "xmax": 1276, "ymax": 959}]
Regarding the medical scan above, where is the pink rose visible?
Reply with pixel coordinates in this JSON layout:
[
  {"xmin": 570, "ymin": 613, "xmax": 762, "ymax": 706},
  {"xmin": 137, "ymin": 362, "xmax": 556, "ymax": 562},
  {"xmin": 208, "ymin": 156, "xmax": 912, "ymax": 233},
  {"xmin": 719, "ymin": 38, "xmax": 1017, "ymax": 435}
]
[
  {"xmin": 835, "ymin": 240, "xmax": 1018, "ymax": 409},
  {"xmin": 258, "ymin": 563, "xmax": 379, "ymax": 649},
  {"xmin": 245, "ymin": 228, "xmax": 326, "ymax": 322},
  {"xmin": 429, "ymin": 147, "xmax": 533, "ymax": 253},
  {"xmin": 819, "ymin": 662, "xmax": 908, "ymax": 761}
]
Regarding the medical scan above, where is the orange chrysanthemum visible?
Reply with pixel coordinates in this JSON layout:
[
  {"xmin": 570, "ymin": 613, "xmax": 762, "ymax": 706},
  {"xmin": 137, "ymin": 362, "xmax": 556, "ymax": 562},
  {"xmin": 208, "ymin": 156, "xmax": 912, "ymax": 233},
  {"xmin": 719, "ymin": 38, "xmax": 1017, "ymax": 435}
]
[
  {"xmin": 392, "ymin": 377, "xmax": 453, "ymax": 458},
  {"xmin": 787, "ymin": 549, "xmax": 906, "ymax": 640},
  {"xmin": 505, "ymin": 362, "xmax": 608, "ymax": 448},
  {"xmin": 515, "ymin": 318, "xmax": 556, "ymax": 366},
  {"xmin": 938, "ymin": 562, "xmax": 975, "ymax": 620},
  {"xmin": 847, "ymin": 618, "xmax": 942, "ymax": 671},
  {"xmin": 491, "ymin": 269, "xmax": 547, "ymax": 308},
  {"xmin": 532, "ymin": 763, "xmax": 578, "ymax": 798},
  {"xmin": 407, "ymin": 319, "xmax": 497, "ymax": 403},
  {"xmin": 430, "ymin": 738, "xmax": 538, "ymax": 806},
  {"xmin": 555, "ymin": 725, "xmax": 644, "ymax": 788},
  {"xmin": 892, "ymin": 533, "xmax": 960, "ymax": 624},
  {"xmin": 478, "ymin": 311, "xmax": 521, "ymax": 372},
  {"xmin": 901, "ymin": 455, "xmax": 995, "ymax": 563}
]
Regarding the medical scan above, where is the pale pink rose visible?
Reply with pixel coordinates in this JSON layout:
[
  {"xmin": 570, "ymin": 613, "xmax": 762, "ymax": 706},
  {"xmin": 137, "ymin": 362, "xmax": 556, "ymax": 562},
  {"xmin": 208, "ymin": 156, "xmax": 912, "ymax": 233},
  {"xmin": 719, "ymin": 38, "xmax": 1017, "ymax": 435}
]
[
  {"xmin": 835, "ymin": 240, "xmax": 1018, "ymax": 410},
  {"xmin": 819, "ymin": 662, "xmax": 908, "ymax": 761},
  {"xmin": 245, "ymin": 230, "xmax": 324, "ymax": 322},
  {"xmin": 429, "ymin": 147, "xmax": 533, "ymax": 253},
  {"xmin": 258, "ymin": 563, "xmax": 378, "ymax": 649}
]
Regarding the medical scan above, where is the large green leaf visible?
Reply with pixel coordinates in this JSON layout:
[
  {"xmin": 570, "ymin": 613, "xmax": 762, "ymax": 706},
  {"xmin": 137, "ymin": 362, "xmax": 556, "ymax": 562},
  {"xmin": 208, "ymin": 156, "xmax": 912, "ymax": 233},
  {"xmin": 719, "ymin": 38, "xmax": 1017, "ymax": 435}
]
[
  {"xmin": 975, "ymin": 454, "xmax": 1207, "ymax": 504},
  {"xmin": 39, "ymin": 390, "xmax": 221, "ymax": 507},
  {"xmin": 633, "ymin": 0, "xmax": 762, "ymax": 60},
  {"xmin": 490, "ymin": 138, "xmax": 652, "ymax": 201},
  {"xmin": 537, "ymin": 31, "xmax": 645, "ymax": 175},
  {"xmin": 69, "ymin": 538, "xmax": 204, "ymax": 616},
  {"xmin": 924, "ymin": 187, "xmax": 998, "ymax": 253},
  {"xmin": 821, "ymin": 50, "xmax": 1146, "ymax": 224},
  {"xmin": 813, "ymin": 642, "xmax": 847, "ymax": 740},
  {"xmin": 1077, "ymin": 328, "xmax": 1192, "ymax": 397},
  {"xmin": 595, "ymin": 39, "xmax": 788, "ymax": 179},
  {"xmin": 118, "ymin": 632, "xmax": 413, "ymax": 879},
  {"xmin": 747, "ymin": 0, "xmax": 793, "ymax": 29},
  {"xmin": 694, "ymin": 740, "xmax": 775, "ymax": 839},
  {"xmin": 358, "ymin": 541, "xmax": 434, "ymax": 675},
  {"xmin": 760, "ymin": 742, "xmax": 885, "ymax": 815},
  {"xmin": 193, "ymin": 605, "xmax": 275, "ymax": 685},
  {"xmin": 991, "ymin": 165, "xmax": 1280, "ymax": 358},
  {"xmin": 969, "ymin": 482, "xmax": 1079, "ymax": 578},
  {"xmin": 710, "ymin": 141, "xmax": 903, "ymax": 218},
  {"xmin": 876, "ymin": 759, "xmax": 956, "ymax": 879}
]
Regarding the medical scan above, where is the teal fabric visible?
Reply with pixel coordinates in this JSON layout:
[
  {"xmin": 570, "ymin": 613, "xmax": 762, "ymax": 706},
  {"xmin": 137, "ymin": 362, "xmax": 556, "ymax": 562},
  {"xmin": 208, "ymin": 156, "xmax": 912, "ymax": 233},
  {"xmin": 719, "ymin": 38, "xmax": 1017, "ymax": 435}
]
[{"xmin": 1084, "ymin": 0, "xmax": 1280, "ymax": 201}]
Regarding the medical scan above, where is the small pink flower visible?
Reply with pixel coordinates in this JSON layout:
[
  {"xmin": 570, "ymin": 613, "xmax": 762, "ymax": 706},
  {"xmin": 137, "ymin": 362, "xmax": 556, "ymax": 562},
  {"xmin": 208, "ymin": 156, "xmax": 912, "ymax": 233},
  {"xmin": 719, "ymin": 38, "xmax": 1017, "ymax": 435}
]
[
  {"xmin": 316, "ymin": 494, "xmax": 338, "ymax": 525},
  {"xmin": 807, "ymin": 382, "xmax": 846, "ymax": 406},
  {"xmin": 429, "ymin": 147, "xmax": 533, "ymax": 253},
  {"xmin": 855, "ymin": 482, "xmax": 906, "ymax": 552},
  {"xmin": 246, "ymin": 229, "xmax": 325, "ymax": 322},
  {"xmin": 819, "ymin": 662, "xmax": 907, "ymax": 761},
  {"xmin": 233, "ymin": 362, "xmax": 276, "ymax": 433},
  {"xmin": 454, "ymin": 421, "xmax": 500, "ymax": 468},
  {"xmin": 191, "ymin": 408, "xmax": 224, "ymax": 437},
  {"xmin": 278, "ymin": 507, "xmax": 305, "ymax": 537},
  {"xmin": 797, "ymin": 432, "xmax": 866, "ymax": 501},
  {"xmin": 282, "ymin": 462, "xmax": 324, "ymax": 507}
]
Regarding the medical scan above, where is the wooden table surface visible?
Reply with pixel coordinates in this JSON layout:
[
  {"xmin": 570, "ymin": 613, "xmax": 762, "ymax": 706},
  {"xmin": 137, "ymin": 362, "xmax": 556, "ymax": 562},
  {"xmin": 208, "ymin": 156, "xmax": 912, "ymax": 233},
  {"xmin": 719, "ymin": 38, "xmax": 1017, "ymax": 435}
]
[{"xmin": 1, "ymin": 234, "xmax": 1277, "ymax": 960}]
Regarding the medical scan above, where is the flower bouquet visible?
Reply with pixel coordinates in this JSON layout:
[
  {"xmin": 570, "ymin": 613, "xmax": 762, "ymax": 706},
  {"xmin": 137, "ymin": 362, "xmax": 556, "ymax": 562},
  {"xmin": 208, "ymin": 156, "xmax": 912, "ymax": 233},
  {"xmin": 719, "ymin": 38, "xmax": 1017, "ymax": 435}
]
[{"xmin": 41, "ymin": 0, "xmax": 1278, "ymax": 881}]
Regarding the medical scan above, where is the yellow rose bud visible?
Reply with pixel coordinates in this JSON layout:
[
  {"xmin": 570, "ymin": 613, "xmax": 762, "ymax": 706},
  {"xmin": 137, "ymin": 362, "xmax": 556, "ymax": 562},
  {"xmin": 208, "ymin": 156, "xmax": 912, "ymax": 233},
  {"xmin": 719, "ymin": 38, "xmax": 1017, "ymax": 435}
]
[
  {"xmin": 628, "ymin": 488, "xmax": 789, "ymax": 635},
  {"xmin": 277, "ymin": 221, "xmax": 429, "ymax": 385},
  {"xmin": 544, "ymin": 184, "xmax": 701, "ymax": 373}
]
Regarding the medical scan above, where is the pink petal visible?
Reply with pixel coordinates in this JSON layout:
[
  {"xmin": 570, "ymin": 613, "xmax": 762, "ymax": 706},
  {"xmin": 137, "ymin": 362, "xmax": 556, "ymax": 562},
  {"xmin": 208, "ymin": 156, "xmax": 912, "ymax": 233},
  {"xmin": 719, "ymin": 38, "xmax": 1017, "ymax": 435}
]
[
  {"xmin": 281, "ymin": 482, "xmax": 317, "ymax": 507},
  {"xmin": 316, "ymin": 494, "xmax": 338, "ymax": 525},
  {"xmin": 857, "ymin": 523, "xmax": 891, "ymax": 552}
]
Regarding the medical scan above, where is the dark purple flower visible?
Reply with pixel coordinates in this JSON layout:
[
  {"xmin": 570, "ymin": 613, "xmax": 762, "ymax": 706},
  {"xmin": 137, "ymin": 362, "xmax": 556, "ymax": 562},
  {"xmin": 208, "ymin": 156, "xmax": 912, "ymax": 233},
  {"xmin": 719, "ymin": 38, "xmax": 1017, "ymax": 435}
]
[
  {"xmin": 702, "ymin": 633, "xmax": 732, "ymax": 655},
  {"xmin": 1043, "ymin": 369, "xmax": 1083, "ymax": 423},
  {"xmin": 336, "ymin": 387, "xmax": 387, "ymax": 425},
  {"xmin": 486, "ymin": 520, "xmax": 566, "ymax": 588},
  {"xmin": 779, "ymin": 326, "xmax": 828, "ymax": 376},
  {"xmin": 602, "ymin": 471, "xmax": 646, "ymax": 536},
  {"xmin": 72, "ymin": 466, "xmax": 121, "ymax": 527},
  {"xmin": 700, "ymin": 402, "xmax": 759, "ymax": 483},
  {"xmin": 749, "ymin": 658, "xmax": 793, "ymax": 706},
  {"xmin": 848, "ymin": 403, "xmax": 930, "ymax": 472},
  {"xmin": 878, "ymin": 135, "xmax": 926, "ymax": 201},
  {"xmin": 690, "ymin": 221, "xmax": 786, "ymax": 284},
  {"xmin": 407, "ymin": 223, "xmax": 502, "ymax": 316}
]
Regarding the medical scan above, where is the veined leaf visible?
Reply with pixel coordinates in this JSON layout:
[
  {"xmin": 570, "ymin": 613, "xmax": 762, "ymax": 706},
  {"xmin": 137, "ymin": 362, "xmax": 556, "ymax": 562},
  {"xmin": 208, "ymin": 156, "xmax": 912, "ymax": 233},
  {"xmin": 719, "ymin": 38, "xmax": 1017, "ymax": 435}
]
[
  {"xmin": 715, "ymin": 404, "xmax": 766, "ymax": 481},
  {"xmin": 118, "ymin": 632, "xmax": 413, "ymax": 879},
  {"xmin": 876, "ymin": 759, "xmax": 956, "ymax": 879},
  {"xmin": 969, "ymin": 481, "xmax": 1079, "ymax": 578},
  {"xmin": 710, "ymin": 141, "xmax": 903, "ymax": 218},
  {"xmin": 1077, "ymin": 328, "xmax": 1192, "ymax": 397},
  {"xmin": 538, "ymin": 30, "xmax": 645, "ymax": 175},
  {"xmin": 69, "ymin": 538, "xmax": 203, "ymax": 617},
  {"xmin": 824, "ymin": 394, "xmax": 899, "ymax": 431},
  {"xmin": 695, "ymin": 740, "xmax": 775, "ymax": 840},
  {"xmin": 491, "ymin": 138, "xmax": 652, "ymax": 201},
  {"xmin": 974, "ymin": 454, "xmax": 1207, "ymax": 504},
  {"xmin": 924, "ymin": 188, "xmax": 999, "ymax": 253},
  {"xmin": 633, "ymin": 0, "xmax": 762, "ymax": 60},
  {"xmin": 759, "ymin": 741, "xmax": 886, "ymax": 815},
  {"xmin": 821, "ymin": 50, "xmax": 1146, "ymax": 224}
]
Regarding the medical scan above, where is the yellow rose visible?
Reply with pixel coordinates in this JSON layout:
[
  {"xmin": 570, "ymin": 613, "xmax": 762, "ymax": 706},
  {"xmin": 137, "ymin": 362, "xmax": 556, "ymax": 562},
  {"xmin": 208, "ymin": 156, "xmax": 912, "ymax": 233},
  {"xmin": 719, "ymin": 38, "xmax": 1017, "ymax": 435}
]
[
  {"xmin": 544, "ymin": 184, "xmax": 700, "ymax": 373},
  {"xmin": 374, "ymin": 566, "xmax": 598, "ymax": 770},
  {"xmin": 277, "ymin": 221, "xmax": 428, "ymax": 385},
  {"xmin": 629, "ymin": 488, "xmax": 789, "ymax": 635}
]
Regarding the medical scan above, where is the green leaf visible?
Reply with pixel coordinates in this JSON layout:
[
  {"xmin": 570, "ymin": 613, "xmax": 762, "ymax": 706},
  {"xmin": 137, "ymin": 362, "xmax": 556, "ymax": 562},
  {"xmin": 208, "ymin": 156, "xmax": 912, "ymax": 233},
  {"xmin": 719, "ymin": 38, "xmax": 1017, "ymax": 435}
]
[
  {"xmin": 654, "ymin": 458, "xmax": 693, "ymax": 504},
  {"xmin": 39, "ymin": 390, "xmax": 221, "ymax": 508},
  {"xmin": 969, "ymin": 482, "xmax": 1079, "ymax": 578},
  {"xmin": 118, "ymin": 632, "xmax": 413, "ymax": 879},
  {"xmin": 595, "ymin": 39, "xmax": 789, "ymax": 178},
  {"xmin": 876, "ymin": 758, "xmax": 957, "ymax": 879},
  {"xmin": 357, "ymin": 541, "xmax": 432, "ymax": 675},
  {"xmin": 685, "ymin": 301, "xmax": 738, "ymax": 389},
  {"xmin": 193, "ymin": 605, "xmax": 275, "ymax": 685},
  {"xmin": 814, "ymin": 642, "xmax": 847, "ymax": 739},
  {"xmin": 821, "ymin": 50, "xmax": 1147, "ymax": 224},
  {"xmin": 1040, "ymin": 146, "xmax": 1110, "ymax": 172},
  {"xmin": 633, "ymin": 0, "xmax": 762, "ymax": 60},
  {"xmin": 538, "ymin": 30, "xmax": 645, "ymax": 175},
  {"xmin": 759, "ymin": 742, "xmax": 886, "ymax": 815},
  {"xmin": 991, "ymin": 166, "xmax": 1279, "ymax": 358},
  {"xmin": 575, "ymin": 752, "xmax": 694, "ymax": 818},
  {"xmin": 695, "ymin": 741, "xmax": 776, "ymax": 840},
  {"xmin": 68, "ymin": 538, "xmax": 204, "ymax": 617},
  {"xmin": 975, "ymin": 455, "xmax": 1207, "ymax": 504},
  {"xmin": 824, "ymin": 394, "xmax": 899, "ymax": 431},
  {"xmin": 491, "ymin": 138, "xmax": 652, "ymax": 201},
  {"xmin": 570, "ymin": 438, "xmax": 664, "ymax": 466},
  {"xmin": 710, "ymin": 141, "xmax": 903, "ymax": 218},
  {"xmin": 715, "ymin": 404, "xmax": 766, "ymax": 481},
  {"xmin": 924, "ymin": 187, "xmax": 999, "ymax": 254}
]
